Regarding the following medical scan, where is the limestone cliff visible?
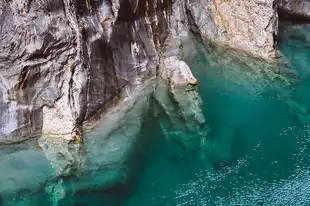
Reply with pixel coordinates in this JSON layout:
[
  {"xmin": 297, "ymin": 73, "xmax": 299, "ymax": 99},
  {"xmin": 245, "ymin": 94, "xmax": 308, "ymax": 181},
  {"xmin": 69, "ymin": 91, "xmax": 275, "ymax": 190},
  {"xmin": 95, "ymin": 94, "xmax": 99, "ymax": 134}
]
[
  {"xmin": 0, "ymin": 0, "xmax": 279, "ymax": 143},
  {"xmin": 186, "ymin": 0, "xmax": 278, "ymax": 59}
]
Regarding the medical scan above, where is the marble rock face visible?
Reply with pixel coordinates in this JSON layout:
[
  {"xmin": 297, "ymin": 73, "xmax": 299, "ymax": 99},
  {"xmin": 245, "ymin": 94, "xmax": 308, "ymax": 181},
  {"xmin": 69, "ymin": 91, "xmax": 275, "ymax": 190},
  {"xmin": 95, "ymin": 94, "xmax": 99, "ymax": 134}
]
[
  {"xmin": 0, "ymin": 0, "xmax": 280, "ymax": 142},
  {"xmin": 0, "ymin": 0, "xmax": 159, "ymax": 143},
  {"xmin": 186, "ymin": 0, "xmax": 278, "ymax": 60}
]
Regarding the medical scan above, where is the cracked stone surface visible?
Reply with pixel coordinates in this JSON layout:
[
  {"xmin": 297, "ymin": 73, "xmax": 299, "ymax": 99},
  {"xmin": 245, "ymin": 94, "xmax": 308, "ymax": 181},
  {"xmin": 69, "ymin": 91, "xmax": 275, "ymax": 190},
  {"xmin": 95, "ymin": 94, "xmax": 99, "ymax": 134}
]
[{"xmin": 0, "ymin": 0, "xmax": 279, "ymax": 143}]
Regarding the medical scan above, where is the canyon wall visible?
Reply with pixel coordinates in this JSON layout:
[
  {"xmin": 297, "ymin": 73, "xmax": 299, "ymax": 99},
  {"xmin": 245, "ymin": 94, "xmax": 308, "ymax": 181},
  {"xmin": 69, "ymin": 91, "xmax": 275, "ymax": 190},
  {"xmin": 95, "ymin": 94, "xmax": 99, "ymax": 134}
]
[{"xmin": 0, "ymin": 0, "xmax": 279, "ymax": 143}]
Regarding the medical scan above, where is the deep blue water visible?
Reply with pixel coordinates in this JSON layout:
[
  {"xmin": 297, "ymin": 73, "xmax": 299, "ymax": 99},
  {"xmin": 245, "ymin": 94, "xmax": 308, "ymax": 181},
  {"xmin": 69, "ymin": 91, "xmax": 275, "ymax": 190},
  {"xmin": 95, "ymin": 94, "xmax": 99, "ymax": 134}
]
[{"xmin": 2, "ymin": 23, "xmax": 310, "ymax": 206}]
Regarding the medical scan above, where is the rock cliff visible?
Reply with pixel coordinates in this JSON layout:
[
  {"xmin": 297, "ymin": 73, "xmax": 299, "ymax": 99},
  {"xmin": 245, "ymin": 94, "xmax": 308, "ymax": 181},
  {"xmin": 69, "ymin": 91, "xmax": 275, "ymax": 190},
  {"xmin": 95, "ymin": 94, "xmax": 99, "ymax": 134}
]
[{"xmin": 0, "ymin": 0, "xmax": 279, "ymax": 143}]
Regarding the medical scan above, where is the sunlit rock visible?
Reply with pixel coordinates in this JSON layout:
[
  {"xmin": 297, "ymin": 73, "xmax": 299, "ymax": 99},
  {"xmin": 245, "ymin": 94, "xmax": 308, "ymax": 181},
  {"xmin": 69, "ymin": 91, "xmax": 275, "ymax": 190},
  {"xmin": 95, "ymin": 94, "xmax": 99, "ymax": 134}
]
[
  {"xmin": 0, "ymin": 0, "xmax": 160, "ymax": 142},
  {"xmin": 0, "ymin": 80, "xmax": 155, "ymax": 205},
  {"xmin": 186, "ymin": 0, "xmax": 278, "ymax": 60}
]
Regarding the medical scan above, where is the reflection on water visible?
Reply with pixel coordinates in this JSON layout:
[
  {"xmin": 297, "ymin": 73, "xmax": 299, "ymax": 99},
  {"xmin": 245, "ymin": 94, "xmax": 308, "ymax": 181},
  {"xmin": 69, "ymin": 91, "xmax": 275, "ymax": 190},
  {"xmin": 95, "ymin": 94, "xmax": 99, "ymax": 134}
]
[{"xmin": 2, "ymin": 22, "xmax": 310, "ymax": 205}]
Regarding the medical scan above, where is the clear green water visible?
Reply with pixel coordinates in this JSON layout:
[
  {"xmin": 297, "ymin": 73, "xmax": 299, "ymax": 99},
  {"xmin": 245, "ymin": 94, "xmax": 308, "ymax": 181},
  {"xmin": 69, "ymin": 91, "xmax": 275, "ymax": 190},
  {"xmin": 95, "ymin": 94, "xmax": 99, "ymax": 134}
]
[
  {"xmin": 2, "ymin": 24, "xmax": 310, "ymax": 206},
  {"xmin": 124, "ymin": 26, "xmax": 310, "ymax": 205}
]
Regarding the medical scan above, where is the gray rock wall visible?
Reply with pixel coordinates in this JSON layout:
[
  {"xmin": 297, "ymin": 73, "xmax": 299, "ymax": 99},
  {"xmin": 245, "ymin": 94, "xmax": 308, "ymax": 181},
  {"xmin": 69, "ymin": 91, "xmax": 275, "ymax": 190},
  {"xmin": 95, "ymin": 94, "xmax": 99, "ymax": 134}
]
[{"xmin": 0, "ymin": 0, "xmax": 279, "ymax": 143}]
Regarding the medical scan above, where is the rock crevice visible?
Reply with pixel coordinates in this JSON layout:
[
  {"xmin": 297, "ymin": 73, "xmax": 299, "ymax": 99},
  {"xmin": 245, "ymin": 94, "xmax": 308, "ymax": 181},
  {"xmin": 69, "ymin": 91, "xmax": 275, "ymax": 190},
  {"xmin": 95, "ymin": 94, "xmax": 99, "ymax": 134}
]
[{"xmin": 0, "ymin": 0, "xmax": 279, "ymax": 143}]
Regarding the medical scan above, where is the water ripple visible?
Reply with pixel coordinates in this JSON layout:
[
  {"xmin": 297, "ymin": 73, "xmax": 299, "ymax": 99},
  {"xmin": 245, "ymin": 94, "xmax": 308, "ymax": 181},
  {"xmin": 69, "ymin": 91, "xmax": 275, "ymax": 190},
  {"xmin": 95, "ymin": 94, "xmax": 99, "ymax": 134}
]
[{"xmin": 174, "ymin": 125, "xmax": 310, "ymax": 206}]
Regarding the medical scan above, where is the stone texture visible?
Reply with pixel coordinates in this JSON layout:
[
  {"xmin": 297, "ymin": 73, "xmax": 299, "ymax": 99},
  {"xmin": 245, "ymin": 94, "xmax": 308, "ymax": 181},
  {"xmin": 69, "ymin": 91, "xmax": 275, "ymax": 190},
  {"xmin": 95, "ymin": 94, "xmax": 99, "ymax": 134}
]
[
  {"xmin": 0, "ymin": 0, "xmax": 279, "ymax": 143},
  {"xmin": 0, "ymin": 0, "xmax": 161, "ymax": 143},
  {"xmin": 186, "ymin": 0, "xmax": 278, "ymax": 60}
]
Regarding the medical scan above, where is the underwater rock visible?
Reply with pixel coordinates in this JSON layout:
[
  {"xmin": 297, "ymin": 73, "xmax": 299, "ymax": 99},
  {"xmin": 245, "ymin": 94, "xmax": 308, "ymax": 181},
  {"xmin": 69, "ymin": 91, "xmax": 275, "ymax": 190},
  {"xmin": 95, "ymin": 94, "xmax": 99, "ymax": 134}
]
[
  {"xmin": 75, "ymin": 81, "xmax": 154, "ymax": 192},
  {"xmin": 0, "ymin": 148, "xmax": 55, "ymax": 197},
  {"xmin": 0, "ymin": 80, "xmax": 155, "ymax": 204},
  {"xmin": 41, "ymin": 80, "xmax": 154, "ymax": 203},
  {"xmin": 153, "ymin": 56, "xmax": 209, "ymax": 156},
  {"xmin": 38, "ymin": 136, "xmax": 84, "ymax": 177}
]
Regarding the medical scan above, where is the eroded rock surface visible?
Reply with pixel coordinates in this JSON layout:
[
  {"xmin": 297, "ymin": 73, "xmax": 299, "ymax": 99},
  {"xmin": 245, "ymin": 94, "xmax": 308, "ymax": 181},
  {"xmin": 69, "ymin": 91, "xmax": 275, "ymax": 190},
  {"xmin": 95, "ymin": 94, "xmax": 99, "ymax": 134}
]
[
  {"xmin": 0, "ymin": 0, "xmax": 280, "ymax": 143},
  {"xmin": 154, "ymin": 56, "xmax": 209, "ymax": 155},
  {"xmin": 0, "ymin": 0, "xmax": 160, "ymax": 143}
]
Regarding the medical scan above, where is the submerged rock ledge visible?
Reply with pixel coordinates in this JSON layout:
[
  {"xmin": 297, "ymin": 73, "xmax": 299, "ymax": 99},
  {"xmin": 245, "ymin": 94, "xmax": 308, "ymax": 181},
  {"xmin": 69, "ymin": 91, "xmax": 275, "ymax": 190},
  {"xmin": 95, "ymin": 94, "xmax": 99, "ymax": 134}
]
[{"xmin": 0, "ymin": 63, "xmax": 209, "ymax": 203}]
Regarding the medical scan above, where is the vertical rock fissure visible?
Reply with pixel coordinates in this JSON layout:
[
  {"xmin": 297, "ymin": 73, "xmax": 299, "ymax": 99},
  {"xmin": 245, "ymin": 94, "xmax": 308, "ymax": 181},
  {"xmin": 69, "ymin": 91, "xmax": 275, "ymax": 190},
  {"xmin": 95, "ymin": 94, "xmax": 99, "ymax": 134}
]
[
  {"xmin": 0, "ymin": 0, "xmax": 281, "ymax": 143},
  {"xmin": 63, "ymin": 0, "xmax": 89, "ymax": 139}
]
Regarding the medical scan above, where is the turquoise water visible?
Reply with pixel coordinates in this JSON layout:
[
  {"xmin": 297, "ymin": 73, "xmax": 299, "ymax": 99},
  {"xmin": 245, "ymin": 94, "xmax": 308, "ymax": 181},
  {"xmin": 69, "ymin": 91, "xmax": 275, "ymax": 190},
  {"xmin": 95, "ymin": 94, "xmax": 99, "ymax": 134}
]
[
  {"xmin": 124, "ymin": 26, "xmax": 310, "ymax": 205},
  {"xmin": 2, "ymin": 23, "xmax": 310, "ymax": 205}
]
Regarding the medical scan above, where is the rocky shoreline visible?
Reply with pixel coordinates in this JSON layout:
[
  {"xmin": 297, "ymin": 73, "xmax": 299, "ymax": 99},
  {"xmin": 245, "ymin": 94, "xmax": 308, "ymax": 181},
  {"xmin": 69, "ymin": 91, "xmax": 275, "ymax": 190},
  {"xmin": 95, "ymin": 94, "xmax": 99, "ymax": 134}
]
[
  {"xmin": 0, "ymin": 0, "xmax": 283, "ymax": 143},
  {"xmin": 1, "ymin": 0, "xmax": 310, "ymax": 204}
]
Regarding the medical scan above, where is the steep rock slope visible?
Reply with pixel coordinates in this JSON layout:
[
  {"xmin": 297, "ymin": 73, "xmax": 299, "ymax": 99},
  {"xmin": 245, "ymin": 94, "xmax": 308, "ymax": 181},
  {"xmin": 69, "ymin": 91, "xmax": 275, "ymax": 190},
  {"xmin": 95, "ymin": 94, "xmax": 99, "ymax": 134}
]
[{"xmin": 0, "ymin": 0, "xmax": 278, "ymax": 143}]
